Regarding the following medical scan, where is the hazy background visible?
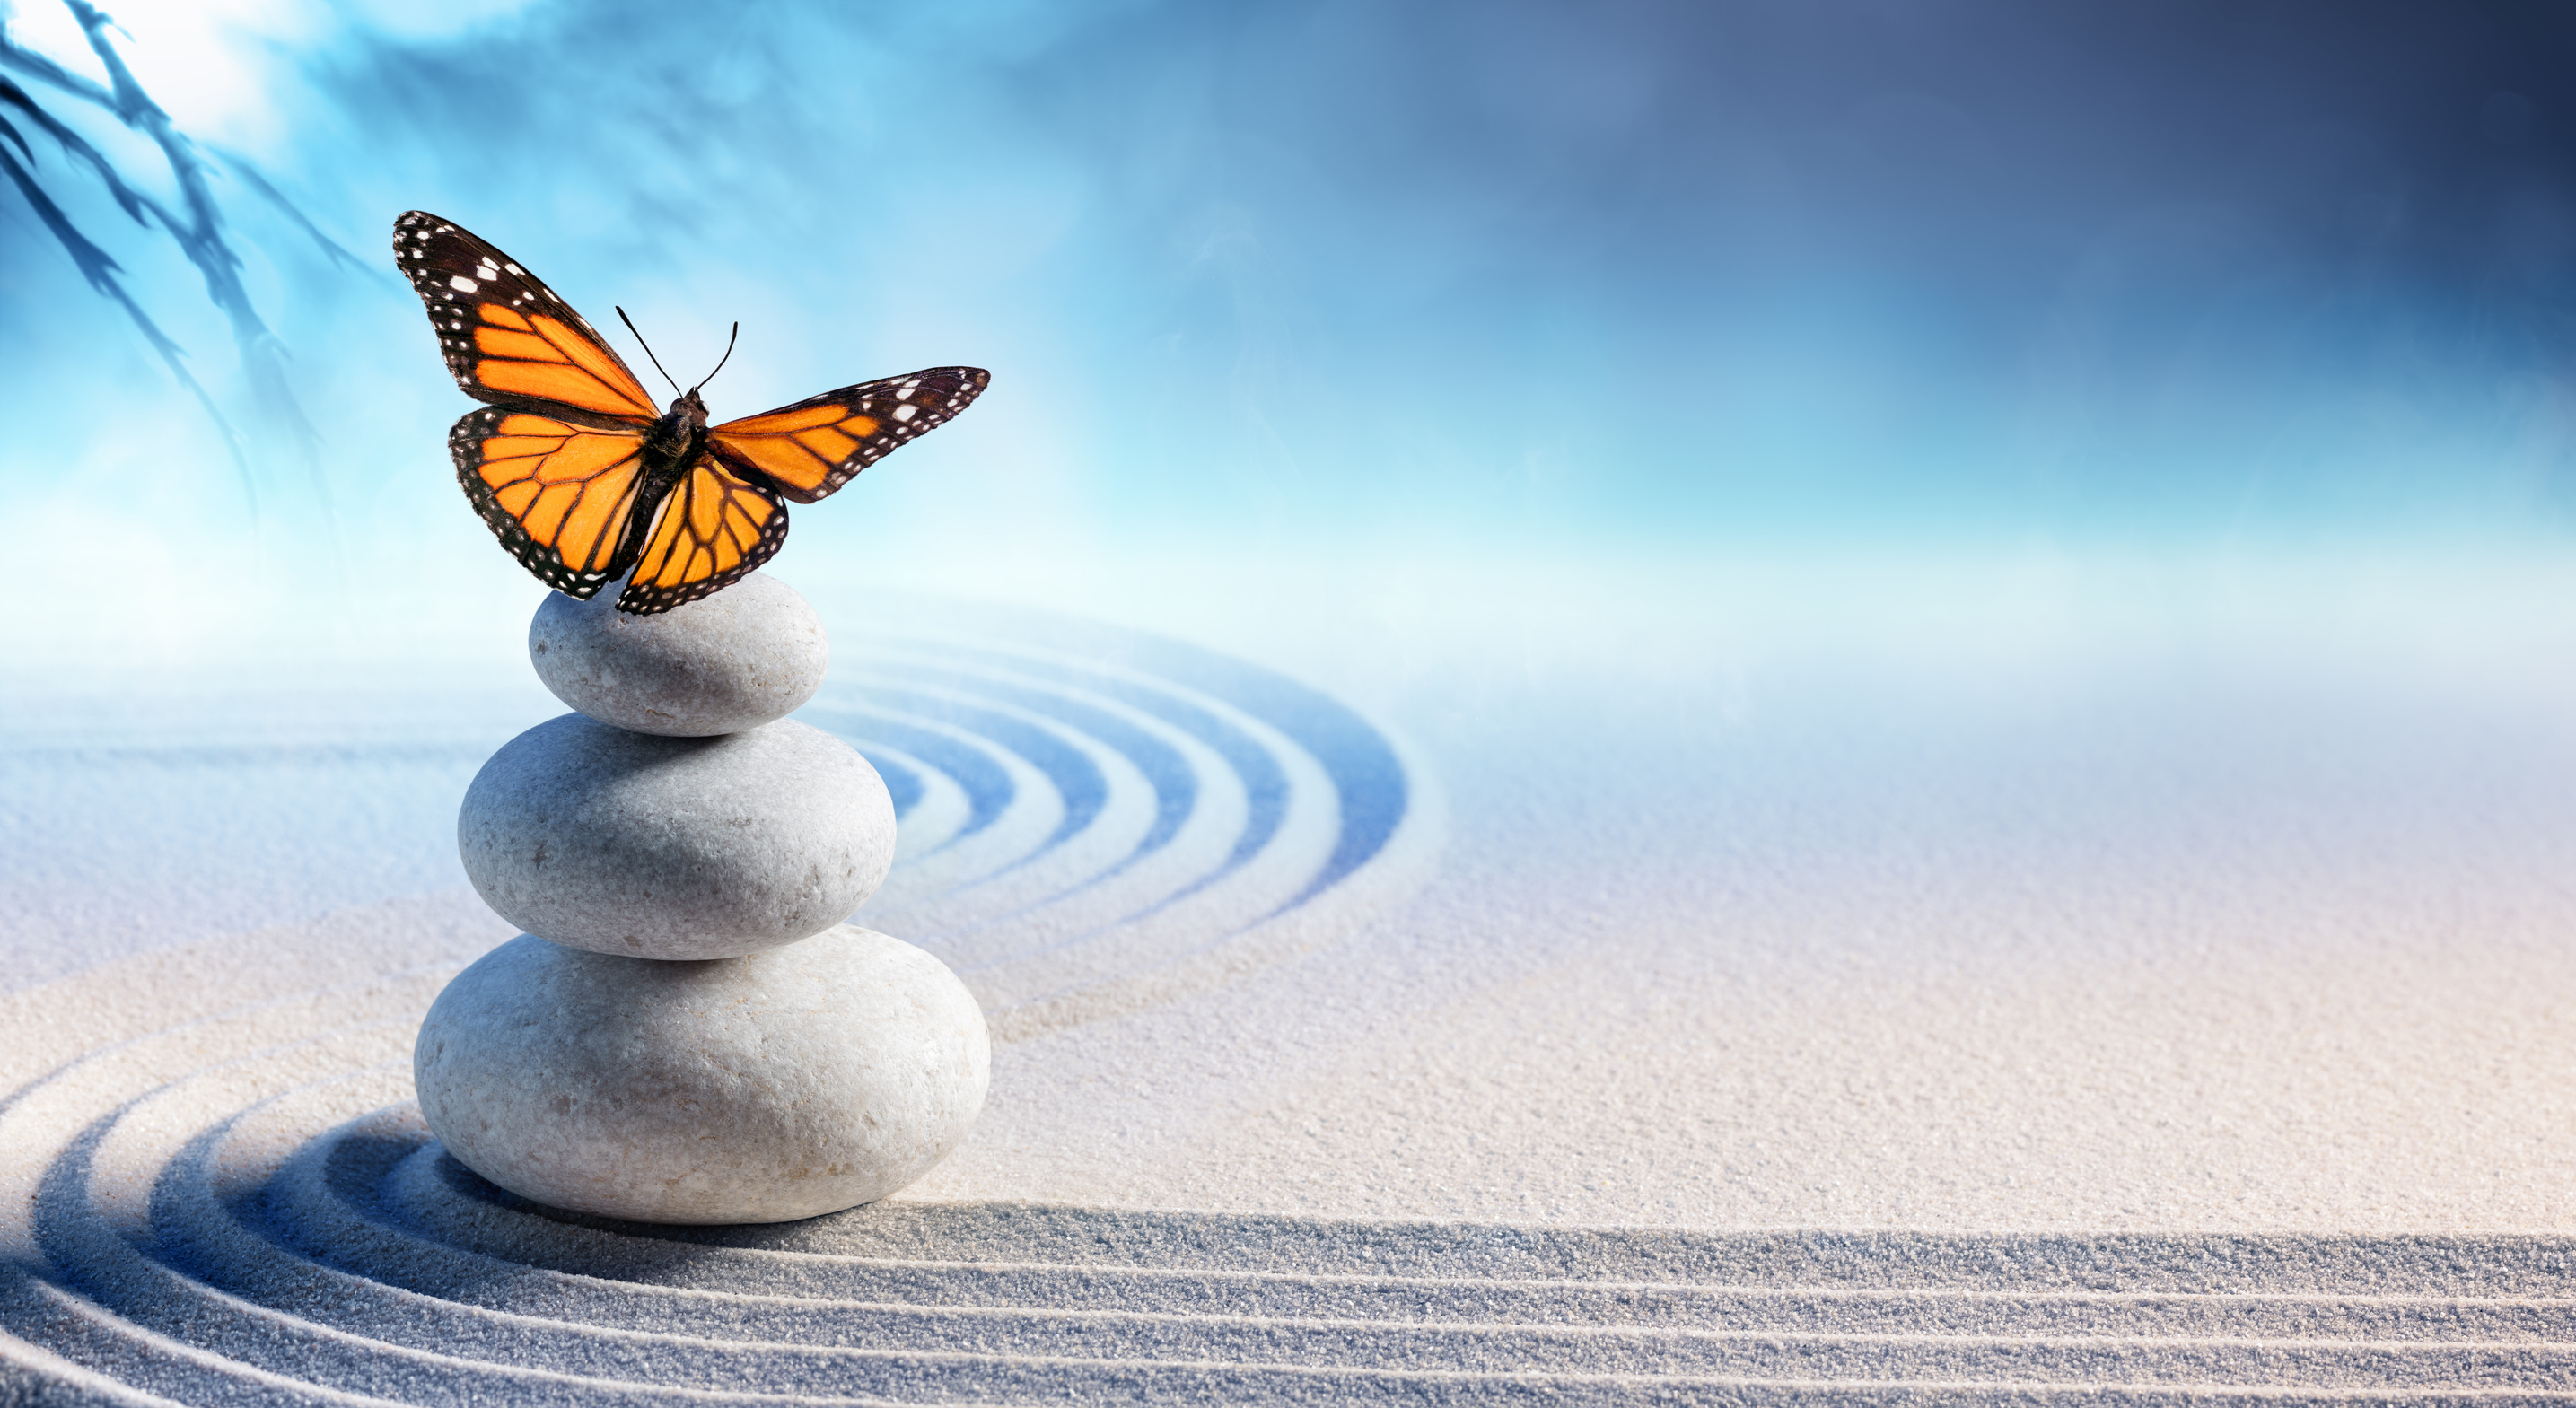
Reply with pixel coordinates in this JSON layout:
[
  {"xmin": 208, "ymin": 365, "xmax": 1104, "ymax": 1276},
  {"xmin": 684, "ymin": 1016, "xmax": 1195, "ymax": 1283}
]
[
  {"xmin": 13, "ymin": 1, "xmax": 2576, "ymax": 1247},
  {"xmin": 6, "ymin": 0, "xmax": 2576, "ymax": 664}
]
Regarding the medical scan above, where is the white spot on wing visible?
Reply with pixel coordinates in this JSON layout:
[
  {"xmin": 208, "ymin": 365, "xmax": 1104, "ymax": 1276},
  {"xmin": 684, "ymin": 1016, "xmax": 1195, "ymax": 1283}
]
[
  {"xmin": 893, "ymin": 403, "xmax": 918, "ymax": 423},
  {"xmin": 449, "ymin": 275, "xmax": 478, "ymax": 293}
]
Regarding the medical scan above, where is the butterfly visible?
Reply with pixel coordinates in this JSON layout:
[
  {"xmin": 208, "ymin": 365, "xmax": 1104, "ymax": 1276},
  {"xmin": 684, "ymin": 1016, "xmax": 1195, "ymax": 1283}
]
[{"xmin": 393, "ymin": 210, "xmax": 989, "ymax": 614}]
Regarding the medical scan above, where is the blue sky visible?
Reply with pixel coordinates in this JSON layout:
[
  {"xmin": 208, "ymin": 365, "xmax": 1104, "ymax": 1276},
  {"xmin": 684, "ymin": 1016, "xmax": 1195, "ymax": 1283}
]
[{"xmin": 7, "ymin": 0, "xmax": 2576, "ymax": 650}]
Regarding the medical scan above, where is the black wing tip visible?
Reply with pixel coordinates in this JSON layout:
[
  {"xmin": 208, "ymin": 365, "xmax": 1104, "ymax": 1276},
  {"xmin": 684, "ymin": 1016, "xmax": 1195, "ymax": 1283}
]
[
  {"xmin": 391, "ymin": 209, "xmax": 458, "ymax": 255},
  {"xmin": 395, "ymin": 209, "xmax": 471, "ymax": 238},
  {"xmin": 936, "ymin": 366, "xmax": 992, "ymax": 405},
  {"xmin": 925, "ymin": 365, "xmax": 992, "ymax": 393}
]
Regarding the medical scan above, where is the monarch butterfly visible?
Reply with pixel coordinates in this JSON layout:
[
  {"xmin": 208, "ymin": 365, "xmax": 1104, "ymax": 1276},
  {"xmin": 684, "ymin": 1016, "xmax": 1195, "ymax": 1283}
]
[{"xmin": 393, "ymin": 211, "xmax": 988, "ymax": 614}]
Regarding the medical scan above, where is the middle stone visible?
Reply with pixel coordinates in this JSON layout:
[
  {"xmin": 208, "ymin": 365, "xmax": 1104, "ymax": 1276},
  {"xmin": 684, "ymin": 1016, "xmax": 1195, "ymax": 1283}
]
[{"xmin": 460, "ymin": 713, "xmax": 896, "ymax": 959}]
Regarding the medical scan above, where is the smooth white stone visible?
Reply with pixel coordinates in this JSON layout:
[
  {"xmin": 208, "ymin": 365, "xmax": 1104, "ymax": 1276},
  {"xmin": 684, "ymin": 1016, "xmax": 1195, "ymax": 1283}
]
[
  {"xmin": 459, "ymin": 713, "xmax": 894, "ymax": 959},
  {"xmin": 530, "ymin": 573, "xmax": 827, "ymax": 737},
  {"xmin": 415, "ymin": 925, "xmax": 989, "ymax": 1224}
]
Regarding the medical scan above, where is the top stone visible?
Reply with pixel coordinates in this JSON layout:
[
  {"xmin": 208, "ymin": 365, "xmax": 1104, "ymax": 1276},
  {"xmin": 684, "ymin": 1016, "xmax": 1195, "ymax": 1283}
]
[{"xmin": 530, "ymin": 573, "xmax": 827, "ymax": 736}]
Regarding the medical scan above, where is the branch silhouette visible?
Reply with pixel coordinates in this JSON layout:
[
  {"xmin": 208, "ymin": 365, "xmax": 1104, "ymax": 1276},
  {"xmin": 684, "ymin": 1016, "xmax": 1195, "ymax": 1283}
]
[{"xmin": 0, "ymin": 0, "xmax": 355, "ymax": 521}]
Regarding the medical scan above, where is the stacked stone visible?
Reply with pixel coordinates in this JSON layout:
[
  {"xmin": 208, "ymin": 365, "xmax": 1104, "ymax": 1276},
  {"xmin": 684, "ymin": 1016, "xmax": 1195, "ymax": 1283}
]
[{"xmin": 414, "ymin": 573, "xmax": 989, "ymax": 1225}]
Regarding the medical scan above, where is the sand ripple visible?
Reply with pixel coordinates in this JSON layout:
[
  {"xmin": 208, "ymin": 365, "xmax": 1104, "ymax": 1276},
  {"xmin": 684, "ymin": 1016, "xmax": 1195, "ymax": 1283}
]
[{"xmin": 11, "ymin": 608, "xmax": 2572, "ymax": 1401}]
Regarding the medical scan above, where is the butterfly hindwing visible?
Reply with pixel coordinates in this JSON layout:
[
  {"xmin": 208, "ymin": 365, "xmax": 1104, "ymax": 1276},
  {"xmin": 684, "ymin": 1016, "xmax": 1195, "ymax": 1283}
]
[
  {"xmin": 616, "ymin": 451, "xmax": 791, "ymax": 614},
  {"xmin": 395, "ymin": 211, "xmax": 661, "ymax": 426},
  {"xmin": 399, "ymin": 212, "xmax": 993, "ymax": 614},
  {"xmin": 451, "ymin": 407, "xmax": 653, "ymax": 599},
  {"xmin": 707, "ymin": 366, "xmax": 990, "ymax": 504}
]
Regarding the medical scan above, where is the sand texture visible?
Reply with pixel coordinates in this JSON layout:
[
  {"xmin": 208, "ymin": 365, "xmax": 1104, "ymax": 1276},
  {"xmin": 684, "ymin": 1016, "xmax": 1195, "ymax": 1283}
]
[{"xmin": 7, "ymin": 565, "xmax": 2576, "ymax": 1400}]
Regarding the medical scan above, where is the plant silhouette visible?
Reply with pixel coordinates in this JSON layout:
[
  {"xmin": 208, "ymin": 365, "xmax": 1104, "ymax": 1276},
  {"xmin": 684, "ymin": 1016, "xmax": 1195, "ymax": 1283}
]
[{"xmin": 0, "ymin": 0, "xmax": 363, "ymax": 518}]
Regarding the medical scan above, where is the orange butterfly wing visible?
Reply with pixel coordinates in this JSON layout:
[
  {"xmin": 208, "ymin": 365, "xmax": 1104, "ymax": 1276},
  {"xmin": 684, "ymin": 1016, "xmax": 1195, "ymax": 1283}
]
[
  {"xmin": 394, "ymin": 210, "xmax": 661, "ymax": 426},
  {"xmin": 451, "ymin": 408, "xmax": 654, "ymax": 599},
  {"xmin": 398, "ymin": 212, "xmax": 992, "ymax": 614},
  {"xmin": 617, "ymin": 453, "xmax": 792, "ymax": 614},
  {"xmin": 706, "ymin": 367, "xmax": 989, "ymax": 503}
]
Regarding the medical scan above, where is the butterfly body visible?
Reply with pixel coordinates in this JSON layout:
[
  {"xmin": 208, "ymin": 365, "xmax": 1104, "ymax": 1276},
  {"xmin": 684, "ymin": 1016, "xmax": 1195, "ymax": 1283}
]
[
  {"xmin": 629, "ymin": 389, "xmax": 713, "ymax": 514},
  {"xmin": 644, "ymin": 389, "xmax": 711, "ymax": 464},
  {"xmin": 600, "ymin": 391, "xmax": 713, "ymax": 578},
  {"xmin": 394, "ymin": 211, "xmax": 988, "ymax": 614}
]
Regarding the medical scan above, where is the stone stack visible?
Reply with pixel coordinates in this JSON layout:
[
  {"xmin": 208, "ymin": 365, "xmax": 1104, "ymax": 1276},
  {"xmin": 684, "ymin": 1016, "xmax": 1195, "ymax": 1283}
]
[{"xmin": 414, "ymin": 573, "xmax": 989, "ymax": 1225}]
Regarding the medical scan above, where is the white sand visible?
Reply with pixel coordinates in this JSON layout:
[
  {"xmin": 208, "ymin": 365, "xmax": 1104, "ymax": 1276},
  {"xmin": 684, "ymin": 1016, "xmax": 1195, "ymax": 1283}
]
[{"xmin": 7, "ymin": 555, "xmax": 2576, "ymax": 1399}]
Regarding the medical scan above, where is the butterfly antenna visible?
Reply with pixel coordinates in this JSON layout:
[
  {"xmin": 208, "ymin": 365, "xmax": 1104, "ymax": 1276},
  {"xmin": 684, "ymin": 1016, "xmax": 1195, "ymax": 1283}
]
[
  {"xmin": 694, "ymin": 321, "xmax": 740, "ymax": 393},
  {"xmin": 616, "ymin": 305, "xmax": 685, "ymax": 397}
]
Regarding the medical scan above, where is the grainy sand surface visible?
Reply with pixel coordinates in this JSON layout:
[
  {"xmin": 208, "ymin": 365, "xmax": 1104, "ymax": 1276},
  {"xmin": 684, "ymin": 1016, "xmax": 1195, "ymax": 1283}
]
[{"xmin": 7, "ymin": 555, "xmax": 2576, "ymax": 1401}]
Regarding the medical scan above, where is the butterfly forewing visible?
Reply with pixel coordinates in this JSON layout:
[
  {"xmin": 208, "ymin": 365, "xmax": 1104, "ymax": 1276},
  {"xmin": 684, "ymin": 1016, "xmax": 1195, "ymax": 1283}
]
[
  {"xmin": 398, "ymin": 212, "xmax": 993, "ymax": 613},
  {"xmin": 616, "ymin": 453, "xmax": 791, "ymax": 613},
  {"xmin": 708, "ymin": 366, "xmax": 989, "ymax": 503},
  {"xmin": 451, "ymin": 407, "xmax": 653, "ymax": 598},
  {"xmin": 395, "ymin": 211, "xmax": 660, "ymax": 425}
]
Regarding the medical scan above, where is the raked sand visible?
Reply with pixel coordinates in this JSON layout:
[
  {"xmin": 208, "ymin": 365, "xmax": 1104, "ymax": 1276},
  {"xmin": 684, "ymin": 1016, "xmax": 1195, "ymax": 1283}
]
[{"xmin": 6, "ymin": 556, "xmax": 2576, "ymax": 1401}]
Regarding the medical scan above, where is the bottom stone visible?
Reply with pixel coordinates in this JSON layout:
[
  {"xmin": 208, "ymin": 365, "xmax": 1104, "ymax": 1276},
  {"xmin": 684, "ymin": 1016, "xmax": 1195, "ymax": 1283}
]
[{"xmin": 414, "ymin": 924, "xmax": 989, "ymax": 1224}]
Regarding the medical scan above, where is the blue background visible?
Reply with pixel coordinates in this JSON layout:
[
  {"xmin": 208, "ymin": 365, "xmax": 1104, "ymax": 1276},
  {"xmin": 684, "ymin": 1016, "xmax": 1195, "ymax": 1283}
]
[{"xmin": 7, "ymin": 0, "xmax": 2576, "ymax": 654}]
